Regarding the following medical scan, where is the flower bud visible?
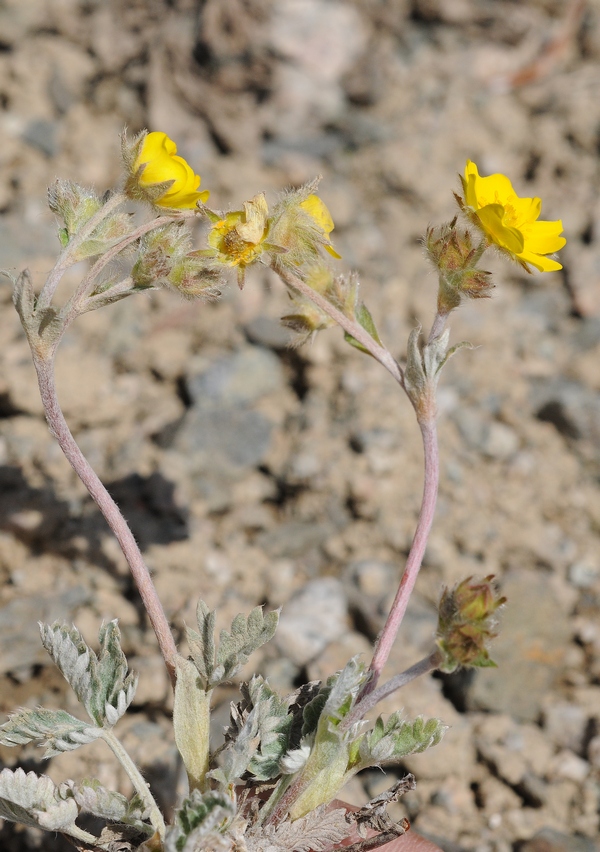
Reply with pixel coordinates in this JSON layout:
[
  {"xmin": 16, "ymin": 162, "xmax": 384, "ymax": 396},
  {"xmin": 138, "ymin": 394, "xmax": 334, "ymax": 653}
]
[
  {"xmin": 426, "ymin": 221, "xmax": 493, "ymax": 314},
  {"xmin": 123, "ymin": 130, "xmax": 209, "ymax": 209},
  {"xmin": 436, "ymin": 575, "xmax": 506, "ymax": 673},
  {"xmin": 269, "ymin": 183, "xmax": 341, "ymax": 274}
]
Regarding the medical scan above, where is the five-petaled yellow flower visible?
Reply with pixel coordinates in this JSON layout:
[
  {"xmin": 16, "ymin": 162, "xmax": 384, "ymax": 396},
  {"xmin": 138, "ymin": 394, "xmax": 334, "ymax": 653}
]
[
  {"xmin": 300, "ymin": 194, "xmax": 341, "ymax": 259},
  {"xmin": 134, "ymin": 132, "xmax": 209, "ymax": 209},
  {"xmin": 461, "ymin": 160, "xmax": 565, "ymax": 272}
]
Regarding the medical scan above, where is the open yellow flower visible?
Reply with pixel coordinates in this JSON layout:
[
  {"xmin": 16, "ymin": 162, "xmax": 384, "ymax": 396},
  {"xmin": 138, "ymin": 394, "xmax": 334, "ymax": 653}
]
[
  {"xmin": 300, "ymin": 194, "xmax": 341, "ymax": 259},
  {"xmin": 204, "ymin": 193, "xmax": 270, "ymax": 288},
  {"xmin": 133, "ymin": 132, "xmax": 209, "ymax": 209},
  {"xmin": 460, "ymin": 160, "xmax": 565, "ymax": 272}
]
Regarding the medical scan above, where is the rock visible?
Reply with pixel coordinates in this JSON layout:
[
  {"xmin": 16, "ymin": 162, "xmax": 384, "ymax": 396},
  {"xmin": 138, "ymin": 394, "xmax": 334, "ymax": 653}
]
[
  {"xmin": 172, "ymin": 407, "xmax": 273, "ymax": 476},
  {"xmin": 185, "ymin": 346, "xmax": 284, "ymax": 408},
  {"xmin": 275, "ymin": 577, "xmax": 350, "ymax": 666},
  {"xmin": 22, "ymin": 118, "xmax": 59, "ymax": 157},
  {"xmin": 466, "ymin": 570, "xmax": 572, "ymax": 721},
  {"xmin": 530, "ymin": 378, "xmax": 600, "ymax": 444},
  {"xmin": 452, "ymin": 408, "xmax": 519, "ymax": 460},
  {"xmin": 542, "ymin": 702, "xmax": 588, "ymax": 754},
  {"xmin": 244, "ymin": 316, "xmax": 294, "ymax": 350},
  {"xmin": 0, "ymin": 586, "xmax": 91, "ymax": 676},
  {"xmin": 518, "ymin": 827, "xmax": 600, "ymax": 852},
  {"xmin": 258, "ymin": 520, "xmax": 335, "ymax": 559}
]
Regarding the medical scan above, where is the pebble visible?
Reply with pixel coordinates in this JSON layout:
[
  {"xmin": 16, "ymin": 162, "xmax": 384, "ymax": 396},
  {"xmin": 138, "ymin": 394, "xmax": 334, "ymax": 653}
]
[
  {"xmin": 185, "ymin": 346, "xmax": 284, "ymax": 408},
  {"xmin": 530, "ymin": 378, "xmax": 600, "ymax": 444},
  {"xmin": 542, "ymin": 702, "xmax": 588, "ymax": 754},
  {"xmin": 0, "ymin": 586, "xmax": 91, "ymax": 676},
  {"xmin": 518, "ymin": 827, "xmax": 600, "ymax": 852},
  {"xmin": 466, "ymin": 570, "xmax": 572, "ymax": 721},
  {"xmin": 275, "ymin": 577, "xmax": 350, "ymax": 666}
]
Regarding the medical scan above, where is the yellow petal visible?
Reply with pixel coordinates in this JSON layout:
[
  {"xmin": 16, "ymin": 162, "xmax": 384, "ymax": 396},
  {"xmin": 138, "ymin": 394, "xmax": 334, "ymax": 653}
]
[
  {"xmin": 517, "ymin": 249, "xmax": 563, "ymax": 272},
  {"xmin": 301, "ymin": 195, "xmax": 335, "ymax": 235},
  {"xmin": 477, "ymin": 204, "xmax": 524, "ymax": 253}
]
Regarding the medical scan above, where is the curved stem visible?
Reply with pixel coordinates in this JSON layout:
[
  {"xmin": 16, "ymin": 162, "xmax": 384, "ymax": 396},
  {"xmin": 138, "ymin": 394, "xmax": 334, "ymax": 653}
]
[
  {"xmin": 343, "ymin": 651, "xmax": 441, "ymax": 729},
  {"xmin": 362, "ymin": 417, "xmax": 439, "ymax": 697},
  {"xmin": 99, "ymin": 728, "xmax": 166, "ymax": 837},
  {"xmin": 272, "ymin": 264, "xmax": 404, "ymax": 386},
  {"xmin": 72, "ymin": 212, "xmax": 195, "ymax": 306},
  {"xmin": 32, "ymin": 355, "xmax": 179, "ymax": 688}
]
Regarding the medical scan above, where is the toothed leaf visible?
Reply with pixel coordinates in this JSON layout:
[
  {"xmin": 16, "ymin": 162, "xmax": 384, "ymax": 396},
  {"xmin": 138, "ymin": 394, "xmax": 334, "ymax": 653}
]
[
  {"xmin": 39, "ymin": 621, "xmax": 137, "ymax": 727},
  {"xmin": 164, "ymin": 788, "xmax": 234, "ymax": 852},
  {"xmin": 0, "ymin": 707, "xmax": 100, "ymax": 757},
  {"xmin": 187, "ymin": 603, "xmax": 278, "ymax": 690},
  {"xmin": 0, "ymin": 768, "xmax": 79, "ymax": 832}
]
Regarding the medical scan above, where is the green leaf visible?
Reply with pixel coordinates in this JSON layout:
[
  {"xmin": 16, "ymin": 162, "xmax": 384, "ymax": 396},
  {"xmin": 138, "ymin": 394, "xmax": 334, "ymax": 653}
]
[
  {"xmin": 356, "ymin": 302, "xmax": 382, "ymax": 344},
  {"xmin": 173, "ymin": 658, "xmax": 210, "ymax": 792},
  {"xmin": 0, "ymin": 768, "xmax": 80, "ymax": 834},
  {"xmin": 240, "ymin": 677, "xmax": 294, "ymax": 781},
  {"xmin": 359, "ymin": 714, "xmax": 446, "ymax": 767},
  {"xmin": 39, "ymin": 621, "xmax": 137, "ymax": 728},
  {"xmin": 0, "ymin": 707, "xmax": 100, "ymax": 758},
  {"xmin": 187, "ymin": 603, "xmax": 279, "ymax": 690},
  {"xmin": 344, "ymin": 302, "xmax": 382, "ymax": 356},
  {"xmin": 60, "ymin": 778, "xmax": 151, "ymax": 832},
  {"xmin": 165, "ymin": 788, "xmax": 234, "ymax": 852}
]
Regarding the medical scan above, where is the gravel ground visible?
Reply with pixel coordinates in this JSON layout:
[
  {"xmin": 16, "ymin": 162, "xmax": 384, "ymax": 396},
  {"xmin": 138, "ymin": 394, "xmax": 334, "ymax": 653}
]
[{"xmin": 0, "ymin": 1, "xmax": 599, "ymax": 851}]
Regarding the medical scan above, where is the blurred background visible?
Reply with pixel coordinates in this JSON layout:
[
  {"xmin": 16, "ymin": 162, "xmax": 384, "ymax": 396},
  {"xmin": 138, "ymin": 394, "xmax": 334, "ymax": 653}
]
[{"xmin": 0, "ymin": 1, "xmax": 599, "ymax": 850}]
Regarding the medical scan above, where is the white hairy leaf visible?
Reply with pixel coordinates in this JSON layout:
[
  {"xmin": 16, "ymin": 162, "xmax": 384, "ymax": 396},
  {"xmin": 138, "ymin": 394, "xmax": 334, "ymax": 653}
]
[
  {"xmin": 60, "ymin": 778, "xmax": 151, "ymax": 830},
  {"xmin": 0, "ymin": 768, "xmax": 79, "ymax": 832},
  {"xmin": 164, "ymin": 789, "xmax": 235, "ymax": 852},
  {"xmin": 39, "ymin": 620, "xmax": 137, "ymax": 728},
  {"xmin": 0, "ymin": 707, "xmax": 101, "ymax": 758}
]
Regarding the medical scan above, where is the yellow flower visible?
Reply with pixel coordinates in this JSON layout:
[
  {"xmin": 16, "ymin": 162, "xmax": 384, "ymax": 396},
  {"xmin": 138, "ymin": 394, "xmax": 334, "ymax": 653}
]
[
  {"xmin": 300, "ymin": 194, "xmax": 341, "ymax": 259},
  {"xmin": 461, "ymin": 160, "xmax": 565, "ymax": 272},
  {"xmin": 205, "ymin": 193, "xmax": 270, "ymax": 288},
  {"xmin": 133, "ymin": 132, "xmax": 209, "ymax": 209}
]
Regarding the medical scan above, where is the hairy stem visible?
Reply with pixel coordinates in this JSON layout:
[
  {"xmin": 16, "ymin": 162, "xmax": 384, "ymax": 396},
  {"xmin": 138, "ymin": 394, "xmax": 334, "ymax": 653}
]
[
  {"xmin": 72, "ymin": 211, "xmax": 195, "ymax": 306},
  {"xmin": 362, "ymin": 417, "xmax": 439, "ymax": 696},
  {"xmin": 99, "ymin": 728, "xmax": 166, "ymax": 837},
  {"xmin": 32, "ymin": 355, "xmax": 178, "ymax": 687},
  {"xmin": 37, "ymin": 192, "xmax": 127, "ymax": 311},
  {"xmin": 343, "ymin": 651, "xmax": 442, "ymax": 729},
  {"xmin": 271, "ymin": 264, "xmax": 404, "ymax": 385}
]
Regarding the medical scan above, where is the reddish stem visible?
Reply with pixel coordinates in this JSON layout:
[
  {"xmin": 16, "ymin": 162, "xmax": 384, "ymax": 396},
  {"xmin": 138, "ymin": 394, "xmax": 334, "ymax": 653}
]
[
  {"xmin": 33, "ymin": 355, "xmax": 179, "ymax": 687},
  {"xmin": 362, "ymin": 417, "xmax": 439, "ymax": 696}
]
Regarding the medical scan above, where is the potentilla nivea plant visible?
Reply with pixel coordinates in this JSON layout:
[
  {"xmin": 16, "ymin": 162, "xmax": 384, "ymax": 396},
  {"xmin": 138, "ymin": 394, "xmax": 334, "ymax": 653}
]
[{"xmin": 0, "ymin": 131, "xmax": 565, "ymax": 852}]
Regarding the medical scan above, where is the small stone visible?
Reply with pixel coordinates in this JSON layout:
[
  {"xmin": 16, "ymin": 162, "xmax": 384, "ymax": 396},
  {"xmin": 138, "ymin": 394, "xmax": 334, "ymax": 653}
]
[
  {"xmin": 258, "ymin": 520, "xmax": 334, "ymax": 558},
  {"xmin": 0, "ymin": 586, "xmax": 91, "ymax": 675},
  {"xmin": 519, "ymin": 827, "xmax": 599, "ymax": 852},
  {"xmin": 185, "ymin": 346, "xmax": 284, "ymax": 408},
  {"xmin": 244, "ymin": 316, "xmax": 294, "ymax": 350},
  {"xmin": 275, "ymin": 577, "xmax": 350, "ymax": 666},
  {"xmin": 549, "ymin": 749, "xmax": 590, "ymax": 783},
  {"xmin": 568, "ymin": 559, "xmax": 600, "ymax": 589},
  {"xmin": 543, "ymin": 702, "xmax": 588, "ymax": 753},
  {"xmin": 173, "ymin": 407, "xmax": 273, "ymax": 475},
  {"xmin": 22, "ymin": 118, "xmax": 59, "ymax": 157},
  {"xmin": 467, "ymin": 570, "xmax": 572, "ymax": 721}
]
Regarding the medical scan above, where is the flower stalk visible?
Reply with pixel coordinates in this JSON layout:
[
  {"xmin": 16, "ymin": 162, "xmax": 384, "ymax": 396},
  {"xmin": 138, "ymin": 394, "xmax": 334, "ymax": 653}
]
[{"xmin": 32, "ymin": 355, "xmax": 179, "ymax": 687}]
